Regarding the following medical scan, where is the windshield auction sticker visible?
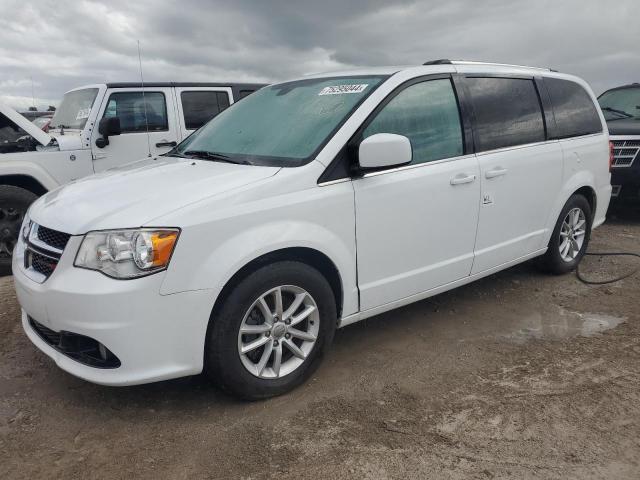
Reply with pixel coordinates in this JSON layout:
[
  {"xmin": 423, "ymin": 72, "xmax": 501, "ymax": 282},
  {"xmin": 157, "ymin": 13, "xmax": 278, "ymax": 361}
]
[
  {"xmin": 75, "ymin": 108, "xmax": 91, "ymax": 120},
  {"xmin": 318, "ymin": 84, "xmax": 368, "ymax": 95}
]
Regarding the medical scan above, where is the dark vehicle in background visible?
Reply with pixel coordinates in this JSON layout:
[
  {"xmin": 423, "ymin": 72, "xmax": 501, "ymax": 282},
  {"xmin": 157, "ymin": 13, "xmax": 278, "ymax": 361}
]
[{"xmin": 598, "ymin": 83, "xmax": 640, "ymax": 200}]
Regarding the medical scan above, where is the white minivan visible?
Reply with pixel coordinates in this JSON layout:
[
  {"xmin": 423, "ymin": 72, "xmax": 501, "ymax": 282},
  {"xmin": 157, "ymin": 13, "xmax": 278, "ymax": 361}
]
[{"xmin": 13, "ymin": 61, "xmax": 611, "ymax": 399}]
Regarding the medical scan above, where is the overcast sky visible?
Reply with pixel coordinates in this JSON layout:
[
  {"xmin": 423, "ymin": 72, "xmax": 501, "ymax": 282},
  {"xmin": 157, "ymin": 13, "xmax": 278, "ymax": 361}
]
[{"xmin": 1, "ymin": 0, "xmax": 638, "ymax": 110}]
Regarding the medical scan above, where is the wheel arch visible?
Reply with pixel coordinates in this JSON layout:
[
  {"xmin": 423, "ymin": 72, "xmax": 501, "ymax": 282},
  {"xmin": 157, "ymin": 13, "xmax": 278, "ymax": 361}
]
[
  {"xmin": 573, "ymin": 185, "xmax": 597, "ymax": 221},
  {"xmin": 209, "ymin": 247, "xmax": 344, "ymax": 323},
  {"xmin": 0, "ymin": 174, "xmax": 48, "ymax": 196}
]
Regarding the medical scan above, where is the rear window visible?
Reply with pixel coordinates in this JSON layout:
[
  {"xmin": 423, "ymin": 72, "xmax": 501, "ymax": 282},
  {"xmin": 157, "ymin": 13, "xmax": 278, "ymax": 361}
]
[
  {"xmin": 467, "ymin": 77, "xmax": 545, "ymax": 152},
  {"xmin": 181, "ymin": 91, "xmax": 230, "ymax": 130},
  {"xmin": 545, "ymin": 78, "xmax": 602, "ymax": 138}
]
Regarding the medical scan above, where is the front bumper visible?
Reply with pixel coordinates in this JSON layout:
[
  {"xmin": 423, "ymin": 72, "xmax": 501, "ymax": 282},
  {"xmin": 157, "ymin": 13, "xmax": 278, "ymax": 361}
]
[{"xmin": 13, "ymin": 236, "xmax": 215, "ymax": 386}]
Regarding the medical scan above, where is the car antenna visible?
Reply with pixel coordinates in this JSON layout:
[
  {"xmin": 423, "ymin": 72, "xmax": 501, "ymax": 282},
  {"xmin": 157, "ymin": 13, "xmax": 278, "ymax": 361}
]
[{"xmin": 137, "ymin": 40, "xmax": 152, "ymax": 157}]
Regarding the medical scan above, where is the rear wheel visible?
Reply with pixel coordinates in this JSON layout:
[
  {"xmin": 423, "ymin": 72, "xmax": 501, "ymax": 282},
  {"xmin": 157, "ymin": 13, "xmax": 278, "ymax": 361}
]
[
  {"xmin": 205, "ymin": 261, "xmax": 337, "ymax": 400},
  {"xmin": 0, "ymin": 186, "xmax": 38, "ymax": 276},
  {"xmin": 538, "ymin": 194, "xmax": 592, "ymax": 274}
]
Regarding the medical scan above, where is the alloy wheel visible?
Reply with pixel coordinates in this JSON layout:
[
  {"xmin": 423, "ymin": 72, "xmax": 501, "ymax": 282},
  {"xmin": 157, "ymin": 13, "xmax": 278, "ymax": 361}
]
[
  {"xmin": 238, "ymin": 285, "xmax": 320, "ymax": 379},
  {"xmin": 559, "ymin": 207, "xmax": 586, "ymax": 262}
]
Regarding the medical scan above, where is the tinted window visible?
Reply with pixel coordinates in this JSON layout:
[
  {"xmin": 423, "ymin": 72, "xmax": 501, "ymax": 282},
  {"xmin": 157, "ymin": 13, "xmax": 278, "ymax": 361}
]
[
  {"xmin": 467, "ymin": 77, "xmax": 545, "ymax": 152},
  {"xmin": 181, "ymin": 91, "xmax": 230, "ymax": 130},
  {"xmin": 545, "ymin": 78, "xmax": 602, "ymax": 138},
  {"xmin": 363, "ymin": 79, "xmax": 463, "ymax": 164},
  {"xmin": 238, "ymin": 90, "xmax": 256, "ymax": 99},
  {"xmin": 103, "ymin": 92, "xmax": 168, "ymax": 133}
]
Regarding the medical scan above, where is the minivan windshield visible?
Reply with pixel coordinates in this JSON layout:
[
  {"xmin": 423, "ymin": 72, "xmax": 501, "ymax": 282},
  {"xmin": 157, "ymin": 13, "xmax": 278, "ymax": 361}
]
[
  {"xmin": 50, "ymin": 88, "xmax": 99, "ymax": 130},
  {"xmin": 598, "ymin": 87, "xmax": 640, "ymax": 121},
  {"xmin": 174, "ymin": 76, "xmax": 386, "ymax": 166}
]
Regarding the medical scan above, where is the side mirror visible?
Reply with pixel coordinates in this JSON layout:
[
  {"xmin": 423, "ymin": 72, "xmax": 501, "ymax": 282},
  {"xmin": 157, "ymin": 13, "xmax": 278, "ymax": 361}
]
[
  {"xmin": 358, "ymin": 133, "xmax": 412, "ymax": 170},
  {"xmin": 96, "ymin": 117, "xmax": 121, "ymax": 148}
]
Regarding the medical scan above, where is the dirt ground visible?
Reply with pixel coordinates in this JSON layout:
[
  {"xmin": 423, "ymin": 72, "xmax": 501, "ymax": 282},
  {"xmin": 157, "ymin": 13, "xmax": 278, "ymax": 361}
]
[{"xmin": 1, "ymin": 203, "xmax": 639, "ymax": 480}]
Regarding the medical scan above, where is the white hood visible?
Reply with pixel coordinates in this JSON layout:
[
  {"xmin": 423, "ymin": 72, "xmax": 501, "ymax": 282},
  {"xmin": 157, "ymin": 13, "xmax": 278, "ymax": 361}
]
[
  {"xmin": 28, "ymin": 156, "xmax": 281, "ymax": 234},
  {"xmin": 0, "ymin": 100, "xmax": 52, "ymax": 147}
]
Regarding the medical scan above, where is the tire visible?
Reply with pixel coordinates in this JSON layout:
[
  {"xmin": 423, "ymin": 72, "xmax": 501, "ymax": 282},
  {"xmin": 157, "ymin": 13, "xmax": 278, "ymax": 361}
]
[
  {"xmin": 205, "ymin": 261, "xmax": 337, "ymax": 400},
  {"xmin": 0, "ymin": 185, "xmax": 38, "ymax": 276},
  {"xmin": 538, "ymin": 194, "xmax": 592, "ymax": 275}
]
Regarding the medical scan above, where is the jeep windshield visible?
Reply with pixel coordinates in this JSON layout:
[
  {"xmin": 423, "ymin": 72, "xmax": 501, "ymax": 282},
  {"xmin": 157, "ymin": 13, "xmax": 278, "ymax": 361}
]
[
  {"xmin": 173, "ymin": 76, "xmax": 387, "ymax": 167},
  {"xmin": 49, "ymin": 88, "xmax": 99, "ymax": 130},
  {"xmin": 599, "ymin": 87, "xmax": 640, "ymax": 121}
]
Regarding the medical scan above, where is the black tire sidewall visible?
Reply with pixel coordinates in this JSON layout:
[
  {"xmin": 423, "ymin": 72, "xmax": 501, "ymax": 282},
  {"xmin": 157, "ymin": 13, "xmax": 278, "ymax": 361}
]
[
  {"xmin": 0, "ymin": 185, "xmax": 38, "ymax": 275},
  {"xmin": 544, "ymin": 194, "xmax": 592, "ymax": 274},
  {"xmin": 205, "ymin": 261, "xmax": 337, "ymax": 400}
]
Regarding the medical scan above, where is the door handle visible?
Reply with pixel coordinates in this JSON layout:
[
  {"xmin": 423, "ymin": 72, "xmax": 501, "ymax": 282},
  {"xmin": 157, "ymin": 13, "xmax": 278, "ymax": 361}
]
[
  {"xmin": 155, "ymin": 141, "xmax": 177, "ymax": 148},
  {"xmin": 485, "ymin": 167, "xmax": 508, "ymax": 179},
  {"xmin": 450, "ymin": 173, "xmax": 476, "ymax": 185}
]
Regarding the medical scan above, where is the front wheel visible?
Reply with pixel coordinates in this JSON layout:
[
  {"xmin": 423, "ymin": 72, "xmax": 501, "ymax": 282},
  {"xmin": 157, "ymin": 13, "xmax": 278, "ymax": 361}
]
[
  {"xmin": 538, "ymin": 194, "xmax": 592, "ymax": 274},
  {"xmin": 205, "ymin": 261, "xmax": 337, "ymax": 400}
]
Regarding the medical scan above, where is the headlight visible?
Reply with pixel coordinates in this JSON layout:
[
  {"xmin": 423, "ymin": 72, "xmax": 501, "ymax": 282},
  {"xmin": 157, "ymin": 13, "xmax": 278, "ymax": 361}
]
[{"xmin": 74, "ymin": 228, "xmax": 180, "ymax": 279}]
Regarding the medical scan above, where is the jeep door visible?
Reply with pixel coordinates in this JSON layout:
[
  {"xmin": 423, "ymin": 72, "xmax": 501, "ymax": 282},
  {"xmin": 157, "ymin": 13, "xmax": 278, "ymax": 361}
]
[{"xmin": 90, "ymin": 87, "xmax": 179, "ymax": 172}]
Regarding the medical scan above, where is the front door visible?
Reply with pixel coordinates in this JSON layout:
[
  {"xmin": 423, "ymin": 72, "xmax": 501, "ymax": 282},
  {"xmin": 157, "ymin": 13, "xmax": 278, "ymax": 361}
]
[
  {"xmin": 353, "ymin": 78, "xmax": 480, "ymax": 311},
  {"xmin": 91, "ymin": 88, "xmax": 178, "ymax": 172}
]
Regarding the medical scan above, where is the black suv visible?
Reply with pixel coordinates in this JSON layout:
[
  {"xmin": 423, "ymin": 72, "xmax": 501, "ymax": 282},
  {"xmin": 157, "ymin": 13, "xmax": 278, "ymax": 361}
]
[{"xmin": 599, "ymin": 83, "xmax": 640, "ymax": 200}]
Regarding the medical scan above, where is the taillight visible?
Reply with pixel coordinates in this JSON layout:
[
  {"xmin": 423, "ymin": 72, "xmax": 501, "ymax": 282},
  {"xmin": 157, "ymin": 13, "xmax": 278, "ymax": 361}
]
[{"xmin": 609, "ymin": 141, "xmax": 614, "ymax": 172}]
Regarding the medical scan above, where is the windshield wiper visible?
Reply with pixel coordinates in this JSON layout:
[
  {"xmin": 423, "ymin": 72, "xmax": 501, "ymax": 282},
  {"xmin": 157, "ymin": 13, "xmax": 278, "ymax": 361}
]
[
  {"xmin": 601, "ymin": 107, "xmax": 633, "ymax": 118},
  {"xmin": 183, "ymin": 150, "xmax": 251, "ymax": 165}
]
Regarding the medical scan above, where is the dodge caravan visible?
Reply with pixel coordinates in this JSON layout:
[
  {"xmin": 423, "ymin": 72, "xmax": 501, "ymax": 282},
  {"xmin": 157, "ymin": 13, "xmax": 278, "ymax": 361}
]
[{"xmin": 13, "ymin": 61, "xmax": 611, "ymax": 399}]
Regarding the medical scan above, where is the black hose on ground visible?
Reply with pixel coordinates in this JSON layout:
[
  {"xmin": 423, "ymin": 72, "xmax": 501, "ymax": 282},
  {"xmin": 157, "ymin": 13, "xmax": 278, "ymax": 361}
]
[{"xmin": 576, "ymin": 252, "xmax": 640, "ymax": 285}]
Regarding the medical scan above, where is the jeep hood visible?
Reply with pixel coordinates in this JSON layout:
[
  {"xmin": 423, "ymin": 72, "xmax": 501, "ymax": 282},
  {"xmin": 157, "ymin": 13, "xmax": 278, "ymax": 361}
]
[
  {"xmin": 28, "ymin": 156, "xmax": 280, "ymax": 234},
  {"xmin": 0, "ymin": 100, "xmax": 52, "ymax": 147}
]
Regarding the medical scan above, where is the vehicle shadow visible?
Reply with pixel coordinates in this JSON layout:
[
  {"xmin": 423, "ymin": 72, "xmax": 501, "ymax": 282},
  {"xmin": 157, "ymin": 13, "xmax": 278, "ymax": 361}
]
[{"xmin": 607, "ymin": 199, "xmax": 640, "ymax": 225}]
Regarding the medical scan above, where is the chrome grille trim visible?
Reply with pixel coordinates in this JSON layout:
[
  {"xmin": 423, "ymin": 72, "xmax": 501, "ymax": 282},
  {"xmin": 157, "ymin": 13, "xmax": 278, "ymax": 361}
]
[
  {"xmin": 611, "ymin": 140, "xmax": 640, "ymax": 167},
  {"xmin": 22, "ymin": 223, "xmax": 71, "ymax": 282}
]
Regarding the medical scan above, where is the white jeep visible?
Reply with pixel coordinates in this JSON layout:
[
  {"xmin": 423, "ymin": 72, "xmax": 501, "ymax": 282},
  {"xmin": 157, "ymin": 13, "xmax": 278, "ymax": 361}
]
[{"xmin": 0, "ymin": 82, "xmax": 265, "ymax": 272}]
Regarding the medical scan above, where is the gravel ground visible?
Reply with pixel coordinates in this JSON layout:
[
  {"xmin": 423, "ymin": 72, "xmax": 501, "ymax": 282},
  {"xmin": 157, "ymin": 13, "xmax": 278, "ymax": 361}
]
[{"xmin": 1, "ymin": 203, "xmax": 639, "ymax": 479}]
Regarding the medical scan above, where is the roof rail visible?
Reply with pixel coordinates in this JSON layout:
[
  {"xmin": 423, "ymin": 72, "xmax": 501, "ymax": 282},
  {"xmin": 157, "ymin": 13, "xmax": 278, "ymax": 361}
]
[
  {"xmin": 422, "ymin": 59, "xmax": 554, "ymax": 72},
  {"xmin": 422, "ymin": 59, "xmax": 452, "ymax": 65}
]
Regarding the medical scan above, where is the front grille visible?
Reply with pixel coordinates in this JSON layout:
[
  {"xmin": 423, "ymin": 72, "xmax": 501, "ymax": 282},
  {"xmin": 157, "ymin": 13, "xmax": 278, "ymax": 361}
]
[
  {"xmin": 28, "ymin": 317, "xmax": 121, "ymax": 369},
  {"xmin": 612, "ymin": 140, "xmax": 640, "ymax": 167},
  {"xmin": 29, "ymin": 250, "xmax": 58, "ymax": 277},
  {"xmin": 23, "ymin": 223, "xmax": 71, "ymax": 282},
  {"xmin": 36, "ymin": 226, "xmax": 71, "ymax": 251}
]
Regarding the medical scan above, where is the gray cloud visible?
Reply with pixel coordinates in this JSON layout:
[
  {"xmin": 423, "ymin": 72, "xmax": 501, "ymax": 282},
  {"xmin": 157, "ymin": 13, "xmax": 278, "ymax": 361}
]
[{"xmin": 1, "ymin": 0, "xmax": 638, "ymax": 110}]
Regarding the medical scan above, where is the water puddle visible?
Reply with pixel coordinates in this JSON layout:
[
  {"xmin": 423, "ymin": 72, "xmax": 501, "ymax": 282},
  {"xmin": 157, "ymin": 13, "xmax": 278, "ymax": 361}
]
[{"xmin": 507, "ymin": 307, "xmax": 625, "ymax": 343}]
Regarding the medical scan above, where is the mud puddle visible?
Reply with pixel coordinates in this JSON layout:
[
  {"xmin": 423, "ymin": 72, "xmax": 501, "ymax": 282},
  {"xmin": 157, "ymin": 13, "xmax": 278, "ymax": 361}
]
[{"xmin": 507, "ymin": 306, "xmax": 625, "ymax": 342}]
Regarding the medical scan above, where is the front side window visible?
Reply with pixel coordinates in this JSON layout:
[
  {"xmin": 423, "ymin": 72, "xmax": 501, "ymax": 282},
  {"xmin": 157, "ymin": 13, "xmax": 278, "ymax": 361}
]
[
  {"xmin": 175, "ymin": 76, "xmax": 386, "ymax": 166},
  {"xmin": 546, "ymin": 78, "xmax": 602, "ymax": 138},
  {"xmin": 49, "ymin": 88, "xmax": 99, "ymax": 130},
  {"xmin": 363, "ymin": 79, "xmax": 463, "ymax": 164},
  {"xmin": 181, "ymin": 91, "xmax": 230, "ymax": 130},
  {"xmin": 598, "ymin": 87, "xmax": 640, "ymax": 121},
  {"xmin": 103, "ymin": 92, "xmax": 168, "ymax": 133},
  {"xmin": 467, "ymin": 77, "xmax": 545, "ymax": 152}
]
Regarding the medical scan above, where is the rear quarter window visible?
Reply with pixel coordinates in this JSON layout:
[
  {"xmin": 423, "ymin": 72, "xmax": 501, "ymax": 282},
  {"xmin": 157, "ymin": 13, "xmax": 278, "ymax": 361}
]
[
  {"xmin": 545, "ymin": 78, "xmax": 602, "ymax": 139},
  {"xmin": 181, "ymin": 91, "xmax": 230, "ymax": 130}
]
